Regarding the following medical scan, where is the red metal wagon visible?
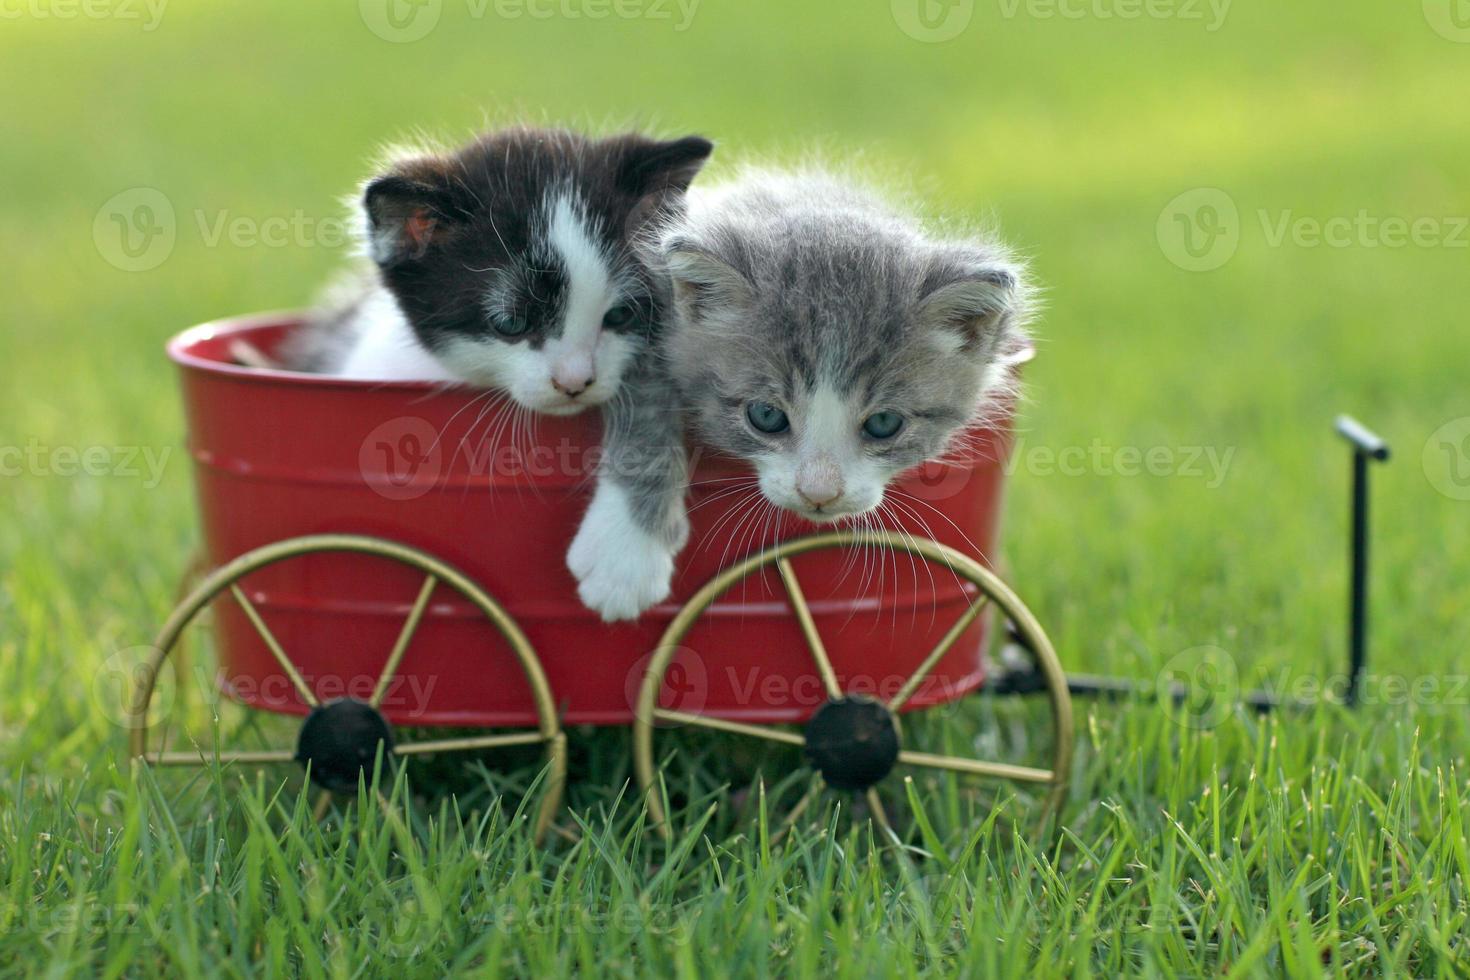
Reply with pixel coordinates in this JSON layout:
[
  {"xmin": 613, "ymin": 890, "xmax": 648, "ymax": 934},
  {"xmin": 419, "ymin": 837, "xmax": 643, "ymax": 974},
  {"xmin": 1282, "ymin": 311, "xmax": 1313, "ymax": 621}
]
[{"xmin": 126, "ymin": 313, "xmax": 1074, "ymax": 841}]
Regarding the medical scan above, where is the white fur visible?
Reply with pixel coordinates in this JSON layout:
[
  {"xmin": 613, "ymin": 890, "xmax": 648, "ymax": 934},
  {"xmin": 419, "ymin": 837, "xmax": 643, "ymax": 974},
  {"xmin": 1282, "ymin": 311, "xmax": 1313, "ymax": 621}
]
[
  {"xmin": 566, "ymin": 481, "xmax": 675, "ymax": 622},
  {"xmin": 756, "ymin": 385, "xmax": 887, "ymax": 524},
  {"xmin": 545, "ymin": 193, "xmax": 611, "ymax": 362},
  {"xmin": 324, "ymin": 191, "xmax": 639, "ymax": 414},
  {"xmin": 331, "ymin": 288, "xmax": 459, "ymax": 382}
]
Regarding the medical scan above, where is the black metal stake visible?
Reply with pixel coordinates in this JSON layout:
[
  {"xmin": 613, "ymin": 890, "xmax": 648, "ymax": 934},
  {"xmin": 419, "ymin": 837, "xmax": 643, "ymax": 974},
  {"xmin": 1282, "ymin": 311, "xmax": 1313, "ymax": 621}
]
[
  {"xmin": 991, "ymin": 416, "xmax": 1393, "ymax": 715},
  {"xmin": 1334, "ymin": 416, "xmax": 1389, "ymax": 707}
]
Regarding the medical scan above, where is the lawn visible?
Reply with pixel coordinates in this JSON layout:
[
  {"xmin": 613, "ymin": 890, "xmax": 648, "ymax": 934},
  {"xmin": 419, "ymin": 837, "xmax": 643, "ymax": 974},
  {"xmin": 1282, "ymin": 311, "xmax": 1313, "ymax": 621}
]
[{"xmin": 2, "ymin": 1, "xmax": 1469, "ymax": 975}]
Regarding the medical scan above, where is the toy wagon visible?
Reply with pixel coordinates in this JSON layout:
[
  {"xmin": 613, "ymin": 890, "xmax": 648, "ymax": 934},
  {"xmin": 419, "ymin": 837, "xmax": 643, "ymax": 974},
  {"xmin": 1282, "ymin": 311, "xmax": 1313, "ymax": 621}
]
[{"xmin": 125, "ymin": 312, "xmax": 1075, "ymax": 842}]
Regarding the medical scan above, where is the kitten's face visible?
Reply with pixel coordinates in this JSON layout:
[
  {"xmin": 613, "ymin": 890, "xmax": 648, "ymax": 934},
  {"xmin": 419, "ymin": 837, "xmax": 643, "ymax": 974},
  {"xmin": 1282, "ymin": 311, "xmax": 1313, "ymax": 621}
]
[
  {"xmin": 665, "ymin": 200, "xmax": 1025, "ymax": 523},
  {"xmin": 363, "ymin": 129, "xmax": 712, "ymax": 415}
]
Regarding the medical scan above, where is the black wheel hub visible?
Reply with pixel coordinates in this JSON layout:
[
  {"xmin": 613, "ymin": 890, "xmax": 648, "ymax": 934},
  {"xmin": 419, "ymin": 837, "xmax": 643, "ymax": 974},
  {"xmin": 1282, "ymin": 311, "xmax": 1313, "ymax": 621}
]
[
  {"xmin": 295, "ymin": 698, "xmax": 395, "ymax": 793},
  {"xmin": 802, "ymin": 696, "xmax": 901, "ymax": 791}
]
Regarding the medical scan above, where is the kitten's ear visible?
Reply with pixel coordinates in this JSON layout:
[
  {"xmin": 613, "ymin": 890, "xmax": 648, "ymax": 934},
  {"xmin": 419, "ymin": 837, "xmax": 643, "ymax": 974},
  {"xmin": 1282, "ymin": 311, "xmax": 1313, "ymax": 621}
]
[
  {"xmin": 618, "ymin": 135, "xmax": 714, "ymax": 197},
  {"xmin": 361, "ymin": 162, "xmax": 461, "ymax": 266},
  {"xmin": 664, "ymin": 240, "xmax": 753, "ymax": 319},
  {"xmin": 916, "ymin": 253, "xmax": 1025, "ymax": 348}
]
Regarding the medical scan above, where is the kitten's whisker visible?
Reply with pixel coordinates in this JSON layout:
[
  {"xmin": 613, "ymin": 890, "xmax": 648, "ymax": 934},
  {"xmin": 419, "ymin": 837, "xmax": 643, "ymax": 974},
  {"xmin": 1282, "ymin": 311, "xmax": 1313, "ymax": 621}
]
[
  {"xmin": 708, "ymin": 493, "xmax": 764, "ymax": 580},
  {"xmin": 696, "ymin": 488, "xmax": 761, "ymax": 554},
  {"xmin": 886, "ymin": 488, "xmax": 987, "ymax": 560},
  {"xmin": 431, "ymin": 388, "xmax": 500, "ymax": 455},
  {"xmin": 884, "ymin": 493, "xmax": 973, "ymax": 614},
  {"xmin": 686, "ymin": 480, "xmax": 761, "ymax": 515}
]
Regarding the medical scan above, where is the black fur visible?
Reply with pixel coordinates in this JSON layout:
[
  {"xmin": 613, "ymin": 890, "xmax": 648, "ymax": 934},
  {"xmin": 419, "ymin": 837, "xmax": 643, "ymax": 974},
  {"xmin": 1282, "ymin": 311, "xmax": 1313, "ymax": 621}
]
[{"xmin": 363, "ymin": 127, "xmax": 713, "ymax": 355}]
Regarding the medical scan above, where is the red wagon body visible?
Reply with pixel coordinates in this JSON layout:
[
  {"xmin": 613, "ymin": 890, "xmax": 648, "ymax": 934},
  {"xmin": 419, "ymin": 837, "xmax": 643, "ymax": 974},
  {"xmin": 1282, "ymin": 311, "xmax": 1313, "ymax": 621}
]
[{"xmin": 171, "ymin": 314, "xmax": 1018, "ymax": 728}]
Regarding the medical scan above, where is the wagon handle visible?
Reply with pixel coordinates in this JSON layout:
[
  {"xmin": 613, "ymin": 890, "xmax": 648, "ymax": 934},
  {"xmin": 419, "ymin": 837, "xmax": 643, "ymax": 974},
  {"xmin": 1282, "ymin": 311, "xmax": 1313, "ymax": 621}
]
[{"xmin": 1335, "ymin": 415, "xmax": 1390, "ymax": 707}]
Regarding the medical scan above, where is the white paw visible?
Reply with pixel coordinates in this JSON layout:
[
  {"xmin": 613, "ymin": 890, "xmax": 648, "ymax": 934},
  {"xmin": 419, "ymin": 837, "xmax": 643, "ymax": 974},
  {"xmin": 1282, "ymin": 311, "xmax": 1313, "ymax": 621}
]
[{"xmin": 568, "ymin": 484, "xmax": 675, "ymax": 622}]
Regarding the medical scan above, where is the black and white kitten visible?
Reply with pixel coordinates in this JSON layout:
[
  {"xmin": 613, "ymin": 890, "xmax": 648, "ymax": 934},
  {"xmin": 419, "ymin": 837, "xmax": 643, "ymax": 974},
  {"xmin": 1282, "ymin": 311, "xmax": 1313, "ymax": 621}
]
[
  {"xmin": 295, "ymin": 127, "xmax": 713, "ymax": 620},
  {"xmin": 569, "ymin": 169, "xmax": 1032, "ymax": 619},
  {"xmin": 301, "ymin": 127, "xmax": 712, "ymax": 418}
]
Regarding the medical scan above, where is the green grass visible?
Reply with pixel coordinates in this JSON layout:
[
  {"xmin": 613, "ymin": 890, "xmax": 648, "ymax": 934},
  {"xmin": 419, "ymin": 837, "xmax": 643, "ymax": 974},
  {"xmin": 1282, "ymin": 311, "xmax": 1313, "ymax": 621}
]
[{"xmin": 3, "ymin": 1, "xmax": 1470, "ymax": 975}]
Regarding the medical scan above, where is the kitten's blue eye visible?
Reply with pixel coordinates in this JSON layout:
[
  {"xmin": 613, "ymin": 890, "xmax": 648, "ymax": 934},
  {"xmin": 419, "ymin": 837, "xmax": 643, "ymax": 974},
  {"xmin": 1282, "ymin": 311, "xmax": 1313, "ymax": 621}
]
[
  {"xmin": 746, "ymin": 401, "xmax": 790, "ymax": 434},
  {"xmin": 862, "ymin": 412, "xmax": 904, "ymax": 440},
  {"xmin": 492, "ymin": 313, "xmax": 530, "ymax": 338},
  {"xmin": 603, "ymin": 304, "xmax": 637, "ymax": 329}
]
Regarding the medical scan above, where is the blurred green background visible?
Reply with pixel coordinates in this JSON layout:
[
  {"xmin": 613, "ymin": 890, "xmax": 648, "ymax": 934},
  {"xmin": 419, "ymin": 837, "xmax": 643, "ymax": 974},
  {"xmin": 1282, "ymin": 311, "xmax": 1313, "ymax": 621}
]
[
  {"xmin": 3, "ymin": 0, "xmax": 1465, "ymax": 685},
  {"xmin": 1, "ymin": 1, "xmax": 1468, "ymax": 971}
]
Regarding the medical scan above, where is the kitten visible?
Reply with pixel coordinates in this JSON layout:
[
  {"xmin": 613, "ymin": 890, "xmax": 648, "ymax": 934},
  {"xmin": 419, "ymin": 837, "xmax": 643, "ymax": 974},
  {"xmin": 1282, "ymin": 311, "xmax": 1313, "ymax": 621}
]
[
  {"xmin": 295, "ymin": 127, "xmax": 713, "ymax": 419},
  {"xmin": 568, "ymin": 168, "xmax": 1031, "ymax": 619},
  {"xmin": 287, "ymin": 127, "xmax": 715, "ymax": 621}
]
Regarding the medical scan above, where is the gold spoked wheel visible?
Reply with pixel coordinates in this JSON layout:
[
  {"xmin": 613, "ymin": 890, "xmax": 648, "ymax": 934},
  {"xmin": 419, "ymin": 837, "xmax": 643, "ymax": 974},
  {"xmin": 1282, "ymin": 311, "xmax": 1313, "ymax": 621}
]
[
  {"xmin": 127, "ymin": 534, "xmax": 565, "ymax": 844},
  {"xmin": 633, "ymin": 530, "xmax": 1072, "ymax": 840}
]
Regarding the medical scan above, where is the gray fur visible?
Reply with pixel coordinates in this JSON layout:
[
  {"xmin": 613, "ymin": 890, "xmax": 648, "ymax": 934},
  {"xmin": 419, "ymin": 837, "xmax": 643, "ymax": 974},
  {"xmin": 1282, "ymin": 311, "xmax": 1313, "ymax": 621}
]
[{"xmin": 655, "ymin": 169, "xmax": 1033, "ymax": 522}]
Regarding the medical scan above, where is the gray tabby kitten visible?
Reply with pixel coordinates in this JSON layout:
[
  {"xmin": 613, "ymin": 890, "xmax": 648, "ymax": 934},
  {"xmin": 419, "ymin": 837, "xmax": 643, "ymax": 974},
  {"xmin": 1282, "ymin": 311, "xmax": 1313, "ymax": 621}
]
[{"xmin": 568, "ymin": 169, "xmax": 1032, "ymax": 620}]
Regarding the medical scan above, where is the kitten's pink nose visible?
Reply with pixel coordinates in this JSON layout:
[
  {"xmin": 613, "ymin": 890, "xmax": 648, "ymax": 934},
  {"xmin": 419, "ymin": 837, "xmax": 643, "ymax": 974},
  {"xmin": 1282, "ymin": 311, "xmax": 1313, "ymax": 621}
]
[
  {"xmin": 551, "ymin": 366, "xmax": 595, "ymax": 397},
  {"xmin": 796, "ymin": 460, "xmax": 845, "ymax": 509}
]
